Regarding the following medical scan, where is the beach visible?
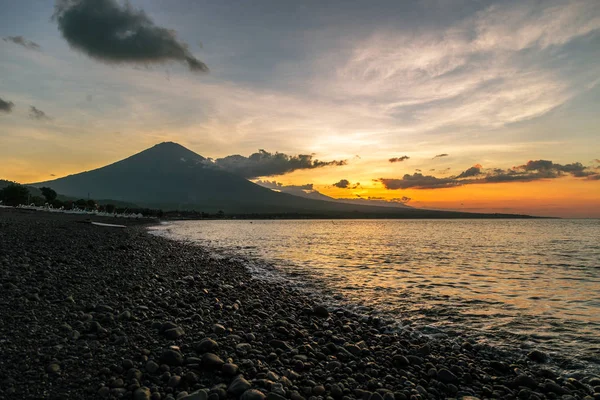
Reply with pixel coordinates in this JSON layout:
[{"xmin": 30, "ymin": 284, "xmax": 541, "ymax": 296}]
[{"xmin": 1, "ymin": 209, "xmax": 598, "ymax": 400}]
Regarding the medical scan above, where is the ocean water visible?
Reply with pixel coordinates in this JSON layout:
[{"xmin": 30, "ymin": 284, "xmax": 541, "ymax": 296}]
[{"xmin": 149, "ymin": 219, "xmax": 600, "ymax": 373}]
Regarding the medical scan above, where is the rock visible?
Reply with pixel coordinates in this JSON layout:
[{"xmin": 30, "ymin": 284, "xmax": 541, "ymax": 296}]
[
  {"xmin": 527, "ymin": 350, "xmax": 548, "ymax": 363},
  {"xmin": 180, "ymin": 391, "xmax": 208, "ymax": 400},
  {"xmin": 331, "ymin": 384, "xmax": 344, "ymax": 398},
  {"xmin": 46, "ymin": 363, "xmax": 60, "ymax": 374},
  {"xmin": 164, "ymin": 327, "xmax": 185, "ymax": 339},
  {"xmin": 168, "ymin": 375, "xmax": 182, "ymax": 388},
  {"xmin": 146, "ymin": 360, "xmax": 160, "ymax": 373},
  {"xmin": 370, "ymin": 393, "xmax": 384, "ymax": 400},
  {"xmin": 195, "ymin": 338, "xmax": 219, "ymax": 353},
  {"xmin": 241, "ymin": 389, "xmax": 266, "ymax": 400},
  {"xmin": 393, "ymin": 355, "xmax": 410, "ymax": 367},
  {"xmin": 437, "ymin": 368, "xmax": 458, "ymax": 384},
  {"xmin": 118, "ymin": 310, "xmax": 132, "ymax": 321},
  {"xmin": 213, "ymin": 324, "xmax": 227, "ymax": 335},
  {"xmin": 267, "ymin": 393, "xmax": 286, "ymax": 400},
  {"xmin": 134, "ymin": 387, "xmax": 152, "ymax": 400},
  {"xmin": 202, "ymin": 353, "xmax": 224, "ymax": 369},
  {"xmin": 542, "ymin": 380, "xmax": 570, "ymax": 395},
  {"xmin": 313, "ymin": 305, "xmax": 329, "ymax": 318},
  {"xmin": 514, "ymin": 374, "xmax": 539, "ymax": 389},
  {"xmin": 160, "ymin": 349, "xmax": 184, "ymax": 366},
  {"xmin": 313, "ymin": 385, "xmax": 326, "ymax": 396},
  {"xmin": 98, "ymin": 386, "xmax": 110, "ymax": 398},
  {"xmin": 228, "ymin": 375, "xmax": 252, "ymax": 396},
  {"xmin": 222, "ymin": 363, "xmax": 239, "ymax": 376}
]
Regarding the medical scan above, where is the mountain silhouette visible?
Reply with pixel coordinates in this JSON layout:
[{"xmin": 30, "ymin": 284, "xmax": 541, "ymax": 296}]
[{"xmin": 31, "ymin": 142, "xmax": 528, "ymax": 217}]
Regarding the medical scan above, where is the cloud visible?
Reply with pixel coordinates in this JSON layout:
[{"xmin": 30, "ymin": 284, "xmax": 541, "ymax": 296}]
[
  {"xmin": 594, "ymin": 159, "xmax": 600, "ymax": 164},
  {"xmin": 333, "ymin": 179, "xmax": 360, "ymax": 189},
  {"xmin": 433, "ymin": 154, "xmax": 449, "ymax": 159},
  {"xmin": 318, "ymin": 0, "xmax": 600, "ymax": 132},
  {"xmin": 3, "ymin": 36, "xmax": 41, "ymax": 50},
  {"xmin": 29, "ymin": 106, "xmax": 51, "ymax": 121},
  {"xmin": 456, "ymin": 164, "xmax": 483, "ymax": 178},
  {"xmin": 53, "ymin": 0, "xmax": 208, "ymax": 73},
  {"xmin": 380, "ymin": 174, "xmax": 459, "ymax": 190},
  {"xmin": 389, "ymin": 156, "xmax": 410, "ymax": 163},
  {"xmin": 379, "ymin": 159, "xmax": 600, "ymax": 189},
  {"xmin": 255, "ymin": 180, "xmax": 314, "ymax": 191},
  {"xmin": 0, "ymin": 98, "xmax": 15, "ymax": 113},
  {"xmin": 210, "ymin": 150, "xmax": 346, "ymax": 179}
]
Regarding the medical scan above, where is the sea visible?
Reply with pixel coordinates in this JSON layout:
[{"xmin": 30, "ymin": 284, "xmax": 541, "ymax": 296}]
[{"xmin": 149, "ymin": 219, "xmax": 600, "ymax": 375}]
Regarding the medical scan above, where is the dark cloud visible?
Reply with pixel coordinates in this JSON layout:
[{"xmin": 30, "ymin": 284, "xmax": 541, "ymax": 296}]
[
  {"xmin": 333, "ymin": 179, "xmax": 349, "ymax": 188},
  {"xmin": 456, "ymin": 164, "xmax": 482, "ymax": 178},
  {"xmin": 29, "ymin": 106, "xmax": 51, "ymax": 121},
  {"xmin": 0, "ymin": 98, "xmax": 15, "ymax": 113},
  {"xmin": 53, "ymin": 0, "xmax": 208, "ymax": 73},
  {"xmin": 3, "ymin": 36, "xmax": 41, "ymax": 50},
  {"xmin": 210, "ymin": 150, "xmax": 346, "ymax": 179},
  {"xmin": 389, "ymin": 155, "xmax": 409, "ymax": 163},
  {"xmin": 433, "ymin": 153, "xmax": 449, "ymax": 159},
  {"xmin": 333, "ymin": 179, "xmax": 360, "ymax": 189},
  {"xmin": 379, "ymin": 159, "xmax": 599, "ymax": 189},
  {"xmin": 380, "ymin": 174, "xmax": 459, "ymax": 189}
]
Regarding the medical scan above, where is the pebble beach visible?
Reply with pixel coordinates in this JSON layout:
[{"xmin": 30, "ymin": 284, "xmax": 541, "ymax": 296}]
[{"xmin": 1, "ymin": 209, "xmax": 599, "ymax": 400}]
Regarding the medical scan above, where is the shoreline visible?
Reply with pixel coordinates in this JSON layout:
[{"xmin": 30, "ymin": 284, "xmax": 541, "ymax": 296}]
[{"xmin": 1, "ymin": 209, "xmax": 598, "ymax": 399}]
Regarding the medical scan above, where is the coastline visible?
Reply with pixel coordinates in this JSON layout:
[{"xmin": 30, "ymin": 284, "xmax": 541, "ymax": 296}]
[{"xmin": 1, "ymin": 209, "xmax": 597, "ymax": 400}]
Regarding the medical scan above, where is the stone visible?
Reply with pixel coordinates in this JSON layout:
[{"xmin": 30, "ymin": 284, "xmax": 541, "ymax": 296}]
[
  {"xmin": 527, "ymin": 350, "xmax": 548, "ymax": 363},
  {"xmin": 202, "ymin": 353, "xmax": 224, "ymax": 369},
  {"xmin": 313, "ymin": 305, "xmax": 329, "ymax": 318},
  {"xmin": 514, "ymin": 374, "xmax": 539, "ymax": 389},
  {"xmin": 437, "ymin": 368, "xmax": 458, "ymax": 384},
  {"xmin": 213, "ymin": 324, "xmax": 227, "ymax": 335},
  {"xmin": 241, "ymin": 389, "xmax": 266, "ymax": 400},
  {"xmin": 228, "ymin": 375, "xmax": 252, "ymax": 396},
  {"xmin": 180, "ymin": 391, "xmax": 208, "ymax": 400},
  {"xmin": 195, "ymin": 338, "xmax": 219, "ymax": 353},
  {"xmin": 164, "ymin": 327, "xmax": 185, "ymax": 340},
  {"xmin": 222, "ymin": 363, "xmax": 239, "ymax": 376},
  {"xmin": 146, "ymin": 360, "xmax": 160, "ymax": 373},
  {"xmin": 168, "ymin": 375, "xmax": 182, "ymax": 388},
  {"xmin": 267, "ymin": 393, "xmax": 286, "ymax": 400},
  {"xmin": 46, "ymin": 363, "xmax": 60, "ymax": 374},
  {"xmin": 160, "ymin": 349, "xmax": 184, "ymax": 366},
  {"xmin": 134, "ymin": 387, "xmax": 152, "ymax": 400}
]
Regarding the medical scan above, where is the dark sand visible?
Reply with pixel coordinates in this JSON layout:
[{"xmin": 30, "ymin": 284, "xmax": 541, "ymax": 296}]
[{"xmin": 1, "ymin": 209, "xmax": 598, "ymax": 400}]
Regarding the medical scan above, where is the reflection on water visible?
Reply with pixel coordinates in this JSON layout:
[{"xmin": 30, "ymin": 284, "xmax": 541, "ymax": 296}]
[{"xmin": 150, "ymin": 219, "xmax": 600, "ymax": 372}]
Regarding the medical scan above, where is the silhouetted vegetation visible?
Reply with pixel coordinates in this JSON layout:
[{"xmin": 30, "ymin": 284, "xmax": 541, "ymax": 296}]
[
  {"xmin": 40, "ymin": 187, "xmax": 57, "ymax": 203},
  {"xmin": 0, "ymin": 183, "xmax": 30, "ymax": 206}
]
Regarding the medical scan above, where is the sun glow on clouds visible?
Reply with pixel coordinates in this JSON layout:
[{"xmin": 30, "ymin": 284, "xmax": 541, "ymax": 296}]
[{"xmin": 1, "ymin": 0, "xmax": 599, "ymax": 215}]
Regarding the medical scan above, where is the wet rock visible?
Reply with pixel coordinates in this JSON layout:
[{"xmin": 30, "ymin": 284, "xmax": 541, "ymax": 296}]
[
  {"xmin": 528, "ymin": 350, "xmax": 548, "ymax": 363},
  {"xmin": 222, "ymin": 363, "xmax": 239, "ymax": 376},
  {"xmin": 213, "ymin": 324, "xmax": 226, "ymax": 335},
  {"xmin": 146, "ymin": 360, "xmax": 160, "ymax": 374},
  {"xmin": 514, "ymin": 374, "xmax": 539, "ymax": 389}
]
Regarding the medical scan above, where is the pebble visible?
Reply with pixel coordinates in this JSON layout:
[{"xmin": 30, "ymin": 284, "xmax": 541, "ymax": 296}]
[{"xmin": 241, "ymin": 389, "xmax": 266, "ymax": 400}]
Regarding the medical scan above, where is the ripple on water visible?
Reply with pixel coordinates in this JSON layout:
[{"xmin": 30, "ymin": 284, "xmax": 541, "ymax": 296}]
[{"xmin": 149, "ymin": 219, "xmax": 600, "ymax": 375}]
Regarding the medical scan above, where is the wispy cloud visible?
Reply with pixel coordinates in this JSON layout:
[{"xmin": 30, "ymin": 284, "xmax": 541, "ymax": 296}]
[
  {"xmin": 433, "ymin": 153, "xmax": 449, "ymax": 159},
  {"xmin": 316, "ymin": 0, "xmax": 600, "ymax": 131},
  {"xmin": 29, "ymin": 106, "xmax": 51, "ymax": 121},
  {"xmin": 3, "ymin": 36, "xmax": 41, "ymax": 51},
  {"xmin": 379, "ymin": 159, "xmax": 600, "ymax": 189},
  {"xmin": 53, "ymin": 0, "xmax": 208, "ymax": 73}
]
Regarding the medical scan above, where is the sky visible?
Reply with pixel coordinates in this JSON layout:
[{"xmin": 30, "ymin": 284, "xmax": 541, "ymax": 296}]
[{"xmin": 0, "ymin": 0, "xmax": 599, "ymax": 217}]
